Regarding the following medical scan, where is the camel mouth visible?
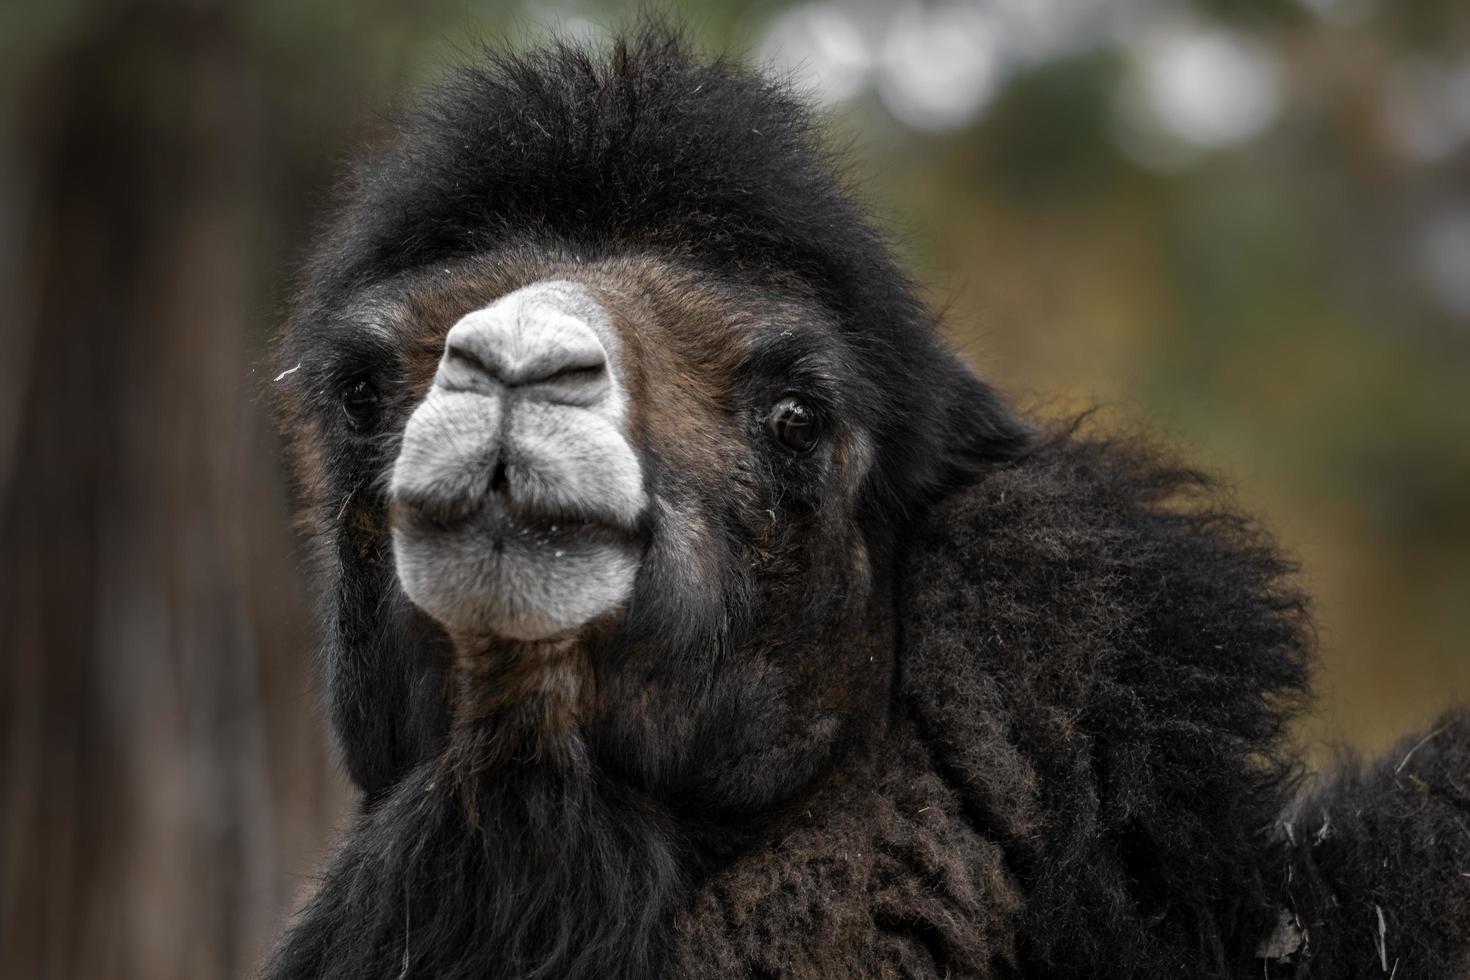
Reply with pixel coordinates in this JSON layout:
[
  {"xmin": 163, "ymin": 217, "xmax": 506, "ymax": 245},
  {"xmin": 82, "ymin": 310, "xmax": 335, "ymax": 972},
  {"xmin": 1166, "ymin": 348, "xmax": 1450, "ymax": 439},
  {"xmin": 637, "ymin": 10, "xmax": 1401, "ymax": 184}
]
[
  {"xmin": 388, "ymin": 281, "xmax": 647, "ymax": 643},
  {"xmin": 392, "ymin": 494, "xmax": 637, "ymax": 543},
  {"xmin": 390, "ymin": 510, "xmax": 644, "ymax": 644},
  {"xmin": 390, "ymin": 449, "xmax": 643, "ymax": 541}
]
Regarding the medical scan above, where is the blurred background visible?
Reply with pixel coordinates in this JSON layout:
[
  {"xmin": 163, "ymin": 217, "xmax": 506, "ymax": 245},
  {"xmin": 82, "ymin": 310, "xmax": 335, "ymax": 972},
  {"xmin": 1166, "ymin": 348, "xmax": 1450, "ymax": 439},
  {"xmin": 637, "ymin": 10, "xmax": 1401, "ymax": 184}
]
[{"xmin": 2, "ymin": 0, "xmax": 1467, "ymax": 976}]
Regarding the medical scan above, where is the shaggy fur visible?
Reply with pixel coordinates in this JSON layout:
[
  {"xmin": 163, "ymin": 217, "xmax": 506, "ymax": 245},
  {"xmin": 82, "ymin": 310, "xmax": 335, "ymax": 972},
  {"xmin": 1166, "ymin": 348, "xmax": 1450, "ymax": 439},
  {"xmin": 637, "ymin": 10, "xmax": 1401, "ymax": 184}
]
[
  {"xmin": 267, "ymin": 26, "xmax": 1470, "ymax": 980},
  {"xmin": 1276, "ymin": 712, "xmax": 1470, "ymax": 978},
  {"xmin": 897, "ymin": 433, "xmax": 1315, "ymax": 977}
]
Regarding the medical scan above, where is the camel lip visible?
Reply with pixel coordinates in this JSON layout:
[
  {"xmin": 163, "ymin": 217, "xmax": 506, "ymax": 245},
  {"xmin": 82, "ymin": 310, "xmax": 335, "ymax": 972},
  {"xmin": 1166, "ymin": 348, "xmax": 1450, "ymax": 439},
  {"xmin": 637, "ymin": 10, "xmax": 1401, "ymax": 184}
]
[
  {"xmin": 389, "ymin": 489, "xmax": 644, "ymax": 547},
  {"xmin": 390, "ymin": 491, "xmax": 646, "ymax": 643}
]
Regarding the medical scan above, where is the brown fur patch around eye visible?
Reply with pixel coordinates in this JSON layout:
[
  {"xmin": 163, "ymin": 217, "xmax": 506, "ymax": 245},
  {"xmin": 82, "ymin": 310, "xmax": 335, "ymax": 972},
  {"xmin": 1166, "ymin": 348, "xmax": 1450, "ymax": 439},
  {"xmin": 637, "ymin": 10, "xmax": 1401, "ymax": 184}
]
[{"xmin": 595, "ymin": 266, "xmax": 749, "ymax": 485}]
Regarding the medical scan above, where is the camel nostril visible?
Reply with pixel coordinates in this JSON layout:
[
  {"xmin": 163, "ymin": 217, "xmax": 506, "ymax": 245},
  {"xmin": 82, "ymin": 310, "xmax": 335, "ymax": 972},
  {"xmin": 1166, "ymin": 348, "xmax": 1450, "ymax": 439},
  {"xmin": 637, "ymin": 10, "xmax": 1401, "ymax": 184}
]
[
  {"xmin": 445, "ymin": 343, "xmax": 493, "ymax": 377},
  {"xmin": 551, "ymin": 362, "xmax": 606, "ymax": 384},
  {"xmin": 435, "ymin": 284, "xmax": 614, "ymax": 407},
  {"xmin": 490, "ymin": 458, "xmax": 509, "ymax": 494}
]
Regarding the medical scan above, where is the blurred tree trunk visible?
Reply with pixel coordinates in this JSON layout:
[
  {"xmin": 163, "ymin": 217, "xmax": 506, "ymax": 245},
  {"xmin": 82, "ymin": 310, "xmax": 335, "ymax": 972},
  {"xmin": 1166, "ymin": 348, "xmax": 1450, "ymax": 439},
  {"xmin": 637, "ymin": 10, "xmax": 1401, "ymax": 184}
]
[{"xmin": 0, "ymin": 4, "xmax": 349, "ymax": 978}]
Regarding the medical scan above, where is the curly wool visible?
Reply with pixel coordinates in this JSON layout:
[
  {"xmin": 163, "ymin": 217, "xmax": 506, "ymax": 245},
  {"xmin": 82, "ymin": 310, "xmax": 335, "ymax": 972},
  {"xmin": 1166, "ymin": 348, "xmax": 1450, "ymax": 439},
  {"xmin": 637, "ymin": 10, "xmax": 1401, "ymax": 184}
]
[
  {"xmin": 900, "ymin": 431, "xmax": 1313, "ymax": 977},
  {"xmin": 664, "ymin": 431, "xmax": 1470, "ymax": 979},
  {"xmin": 1277, "ymin": 711, "xmax": 1470, "ymax": 978}
]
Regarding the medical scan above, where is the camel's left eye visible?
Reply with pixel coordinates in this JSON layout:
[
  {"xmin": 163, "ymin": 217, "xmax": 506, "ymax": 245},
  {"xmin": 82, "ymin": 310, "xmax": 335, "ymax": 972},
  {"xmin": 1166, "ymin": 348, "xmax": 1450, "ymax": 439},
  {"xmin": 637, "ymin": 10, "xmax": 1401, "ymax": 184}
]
[
  {"xmin": 768, "ymin": 396, "xmax": 822, "ymax": 454},
  {"xmin": 340, "ymin": 378, "xmax": 379, "ymax": 430}
]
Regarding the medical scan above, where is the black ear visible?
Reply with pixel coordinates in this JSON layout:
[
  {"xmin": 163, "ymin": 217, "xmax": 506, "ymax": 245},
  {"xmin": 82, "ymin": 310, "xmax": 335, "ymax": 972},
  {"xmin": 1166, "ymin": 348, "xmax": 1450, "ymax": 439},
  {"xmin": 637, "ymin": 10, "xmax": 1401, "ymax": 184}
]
[{"xmin": 929, "ymin": 358, "xmax": 1034, "ymax": 497}]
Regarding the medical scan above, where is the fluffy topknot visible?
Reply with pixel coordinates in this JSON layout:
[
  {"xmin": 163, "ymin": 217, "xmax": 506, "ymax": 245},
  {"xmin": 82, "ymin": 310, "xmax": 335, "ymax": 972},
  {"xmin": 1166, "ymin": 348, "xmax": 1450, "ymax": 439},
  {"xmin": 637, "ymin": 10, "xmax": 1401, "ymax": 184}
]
[{"xmin": 302, "ymin": 27, "xmax": 916, "ymax": 338}]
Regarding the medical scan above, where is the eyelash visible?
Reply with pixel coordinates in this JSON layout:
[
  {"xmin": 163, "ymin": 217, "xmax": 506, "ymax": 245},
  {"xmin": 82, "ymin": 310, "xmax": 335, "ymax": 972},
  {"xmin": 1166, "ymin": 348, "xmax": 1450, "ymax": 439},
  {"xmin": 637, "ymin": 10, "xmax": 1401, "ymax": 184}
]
[{"xmin": 339, "ymin": 376, "xmax": 381, "ymax": 431}]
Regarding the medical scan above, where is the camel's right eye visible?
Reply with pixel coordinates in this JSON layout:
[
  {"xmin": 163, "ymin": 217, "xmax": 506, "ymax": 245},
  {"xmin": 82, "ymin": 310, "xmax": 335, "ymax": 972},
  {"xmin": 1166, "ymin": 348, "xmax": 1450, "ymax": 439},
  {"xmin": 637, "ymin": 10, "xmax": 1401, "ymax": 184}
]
[
  {"xmin": 767, "ymin": 396, "xmax": 822, "ymax": 454},
  {"xmin": 340, "ymin": 378, "xmax": 379, "ymax": 431}
]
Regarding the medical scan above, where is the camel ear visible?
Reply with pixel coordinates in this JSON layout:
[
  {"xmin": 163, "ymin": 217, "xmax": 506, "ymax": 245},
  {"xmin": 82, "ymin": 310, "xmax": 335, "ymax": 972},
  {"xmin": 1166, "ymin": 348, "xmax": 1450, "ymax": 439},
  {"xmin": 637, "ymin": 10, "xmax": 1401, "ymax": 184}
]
[{"xmin": 929, "ymin": 361, "xmax": 1033, "ymax": 496}]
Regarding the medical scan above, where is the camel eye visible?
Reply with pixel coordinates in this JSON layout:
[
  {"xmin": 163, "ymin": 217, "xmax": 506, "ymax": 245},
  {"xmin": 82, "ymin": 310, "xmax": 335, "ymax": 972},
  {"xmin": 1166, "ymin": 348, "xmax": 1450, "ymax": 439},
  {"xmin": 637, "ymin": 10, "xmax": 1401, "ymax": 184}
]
[
  {"xmin": 767, "ymin": 396, "xmax": 821, "ymax": 454},
  {"xmin": 340, "ymin": 378, "xmax": 379, "ymax": 431}
]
